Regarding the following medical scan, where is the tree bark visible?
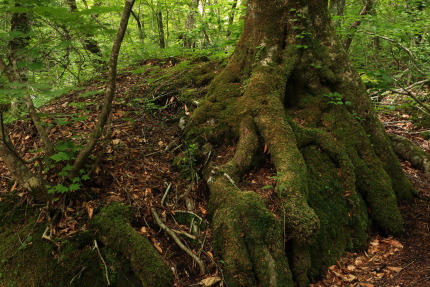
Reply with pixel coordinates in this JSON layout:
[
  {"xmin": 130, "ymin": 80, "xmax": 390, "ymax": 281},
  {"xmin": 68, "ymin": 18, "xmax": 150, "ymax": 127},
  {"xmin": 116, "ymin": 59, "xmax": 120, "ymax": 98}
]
[
  {"xmin": 187, "ymin": 0, "xmax": 415, "ymax": 286},
  {"xmin": 131, "ymin": 9, "xmax": 145, "ymax": 43},
  {"xmin": 329, "ymin": 0, "xmax": 346, "ymax": 17}
]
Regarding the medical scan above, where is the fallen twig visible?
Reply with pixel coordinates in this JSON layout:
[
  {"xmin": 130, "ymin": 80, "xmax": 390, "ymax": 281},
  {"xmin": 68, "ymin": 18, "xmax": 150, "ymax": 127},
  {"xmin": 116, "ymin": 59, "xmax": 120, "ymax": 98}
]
[
  {"xmin": 151, "ymin": 207, "xmax": 206, "ymax": 275},
  {"xmin": 69, "ymin": 266, "xmax": 86, "ymax": 285},
  {"xmin": 161, "ymin": 183, "xmax": 172, "ymax": 206},
  {"xmin": 172, "ymin": 229, "xmax": 197, "ymax": 240},
  {"xmin": 93, "ymin": 240, "xmax": 110, "ymax": 285},
  {"xmin": 392, "ymin": 260, "xmax": 416, "ymax": 279}
]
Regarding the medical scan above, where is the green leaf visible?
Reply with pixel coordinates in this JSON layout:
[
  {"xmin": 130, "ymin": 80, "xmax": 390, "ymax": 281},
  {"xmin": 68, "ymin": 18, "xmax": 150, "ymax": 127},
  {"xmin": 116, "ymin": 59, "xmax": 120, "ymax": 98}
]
[
  {"xmin": 49, "ymin": 184, "xmax": 69, "ymax": 194},
  {"xmin": 261, "ymin": 185, "xmax": 274, "ymax": 189},
  {"xmin": 69, "ymin": 183, "xmax": 81, "ymax": 191},
  {"xmin": 56, "ymin": 141, "xmax": 75, "ymax": 152},
  {"xmin": 58, "ymin": 170, "xmax": 68, "ymax": 177},
  {"xmin": 50, "ymin": 152, "xmax": 70, "ymax": 162},
  {"xmin": 81, "ymin": 174, "xmax": 90, "ymax": 181},
  {"xmin": 54, "ymin": 118, "xmax": 69, "ymax": 126},
  {"xmin": 63, "ymin": 164, "xmax": 73, "ymax": 171}
]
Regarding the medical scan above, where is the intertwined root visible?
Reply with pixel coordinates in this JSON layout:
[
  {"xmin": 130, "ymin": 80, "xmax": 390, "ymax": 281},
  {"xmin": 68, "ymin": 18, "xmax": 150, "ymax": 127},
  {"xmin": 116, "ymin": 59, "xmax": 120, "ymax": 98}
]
[{"xmin": 209, "ymin": 175, "xmax": 293, "ymax": 287}]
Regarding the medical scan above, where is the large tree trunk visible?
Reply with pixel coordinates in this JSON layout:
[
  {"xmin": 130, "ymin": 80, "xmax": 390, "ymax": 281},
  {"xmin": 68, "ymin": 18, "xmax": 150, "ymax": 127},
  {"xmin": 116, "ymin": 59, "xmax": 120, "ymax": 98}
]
[{"xmin": 187, "ymin": 0, "xmax": 416, "ymax": 286}]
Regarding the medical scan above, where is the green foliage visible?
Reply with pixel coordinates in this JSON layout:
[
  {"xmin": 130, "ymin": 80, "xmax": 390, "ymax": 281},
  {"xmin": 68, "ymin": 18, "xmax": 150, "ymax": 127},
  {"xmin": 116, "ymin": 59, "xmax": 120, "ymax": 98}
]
[
  {"xmin": 333, "ymin": 0, "xmax": 430, "ymax": 88},
  {"xmin": 173, "ymin": 143, "xmax": 199, "ymax": 182},
  {"xmin": 44, "ymin": 141, "xmax": 89, "ymax": 194},
  {"xmin": 323, "ymin": 92, "xmax": 351, "ymax": 106},
  {"xmin": 260, "ymin": 172, "xmax": 289, "ymax": 192}
]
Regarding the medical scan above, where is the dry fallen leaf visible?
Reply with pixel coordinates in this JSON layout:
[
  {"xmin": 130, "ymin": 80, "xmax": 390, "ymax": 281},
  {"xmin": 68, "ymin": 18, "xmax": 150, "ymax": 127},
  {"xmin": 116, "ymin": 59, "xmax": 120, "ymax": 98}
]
[
  {"xmin": 342, "ymin": 274, "xmax": 356, "ymax": 282},
  {"xmin": 199, "ymin": 206, "xmax": 208, "ymax": 215},
  {"xmin": 152, "ymin": 239, "xmax": 163, "ymax": 253},
  {"xmin": 199, "ymin": 276, "xmax": 222, "ymax": 286},
  {"xmin": 387, "ymin": 266, "xmax": 403, "ymax": 272},
  {"xmin": 86, "ymin": 206, "xmax": 94, "ymax": 219}
]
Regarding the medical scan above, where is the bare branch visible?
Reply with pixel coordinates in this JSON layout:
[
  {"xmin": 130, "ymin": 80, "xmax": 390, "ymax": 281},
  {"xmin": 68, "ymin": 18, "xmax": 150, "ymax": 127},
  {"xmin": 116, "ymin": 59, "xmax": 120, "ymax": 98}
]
[{"xmin": 151, "ymin": 207, "xmax": 206, "ymax": 275}]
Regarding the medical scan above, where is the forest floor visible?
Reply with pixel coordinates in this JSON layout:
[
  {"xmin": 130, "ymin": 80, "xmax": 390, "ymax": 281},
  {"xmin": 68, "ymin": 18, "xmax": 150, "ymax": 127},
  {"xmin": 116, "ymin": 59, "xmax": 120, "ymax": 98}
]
[{"xmin": 0, "ymin": 58, "xmax": 429, "ymax": 286}]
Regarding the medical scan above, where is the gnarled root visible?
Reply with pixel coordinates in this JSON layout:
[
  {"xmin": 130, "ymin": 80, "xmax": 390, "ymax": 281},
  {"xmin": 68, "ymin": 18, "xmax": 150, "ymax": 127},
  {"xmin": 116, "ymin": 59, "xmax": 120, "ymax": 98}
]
[
  {"xmin": 206, "ymin": 119, "xmax": 293, "ymax": 286},
  {"xmin": 210, "ymin": 178, "xmax": 293, "ymax": 287},
  {"xmin": 389, "ymin": 133, "xmax": 430, "ymax": 174}
]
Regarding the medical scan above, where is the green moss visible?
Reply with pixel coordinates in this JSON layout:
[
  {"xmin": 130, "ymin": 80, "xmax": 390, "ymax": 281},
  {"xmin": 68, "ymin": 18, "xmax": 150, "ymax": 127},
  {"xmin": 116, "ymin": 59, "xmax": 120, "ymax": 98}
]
[
  {"xmin": 0, "ymin": 195, "xmax": 134, "ymax": 287},
  {"xmin": 209, "ymin": 175, "xmax": 293, "ymax": 287},
  {"xmin": 301, "ymin": 146, "xmax": 369, "ymax": 279},
  {"xmin": 91, "ymin": 203, "xmax": 173, "ymax": 287}
]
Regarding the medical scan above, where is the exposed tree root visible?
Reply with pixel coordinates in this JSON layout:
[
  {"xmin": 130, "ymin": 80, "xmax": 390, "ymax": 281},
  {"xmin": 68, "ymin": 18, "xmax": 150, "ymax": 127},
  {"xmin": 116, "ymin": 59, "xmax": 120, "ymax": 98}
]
[
  {"xmin": 389, "ymin": 133, "xmax": 430, "ymax": 174},
  {"xmin": 205, "ymin": 119, "xmax": 293, "ymax": 287}
]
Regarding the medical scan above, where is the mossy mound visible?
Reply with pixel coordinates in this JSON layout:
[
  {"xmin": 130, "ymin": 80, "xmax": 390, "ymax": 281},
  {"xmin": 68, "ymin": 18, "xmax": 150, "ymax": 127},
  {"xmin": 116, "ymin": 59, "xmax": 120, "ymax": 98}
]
[
  {"xmin": 91, "ymin": 202, "xmax": 173, "ymax": 287},
  {"xmin": 0, "ymin": 195, "xmax": 141, "ymax": 287}
]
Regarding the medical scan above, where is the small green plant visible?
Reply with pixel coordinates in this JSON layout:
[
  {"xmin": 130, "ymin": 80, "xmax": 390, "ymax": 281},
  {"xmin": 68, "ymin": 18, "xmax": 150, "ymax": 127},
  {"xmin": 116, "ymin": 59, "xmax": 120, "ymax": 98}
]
[
  {"xmin": 261, "ymin": 172, "xmax": 287, "ymax": 192},
  {"xmin": 255, "ymin": 44, "xmax": 266, "ymax": 61},
  {"xmin": 310, "ymin": 63, "xmax": 322, "ymax": 69},
  {"xmin": 296, "ymin": 44, "xmax": 309, "ymax": 49},
  {"xmin": 18, "ymin": 236, "xmax": 33, "ymax": 251},
  {"xmin": 352, "ymin": 112, "xmax": 363, "ymax": 121},
  {"xmin": 45, "ymin": 141, "xmax": 90, "ymax": 194},
  {"xmin": 173, "ymin": 143, "xmax": 199, "ymax": 182},
  {"xmin": 323, "ymin": 92, "xmax": 351, "ymax": 106}
]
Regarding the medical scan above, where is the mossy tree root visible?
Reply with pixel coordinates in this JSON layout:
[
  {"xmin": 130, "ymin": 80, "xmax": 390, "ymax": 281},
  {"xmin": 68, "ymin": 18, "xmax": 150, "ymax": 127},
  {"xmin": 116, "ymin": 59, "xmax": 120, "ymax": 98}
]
[
  {"xmin": 91, "ymin": 203, "xmax": 173, "ymax": 287},
  {"xmin": 207, "ymin": 119, "xmax": 293, "ymax": 287},
  {"xmin": 389, "ymin": 133, "xmax": 430, "ymax": 174}
]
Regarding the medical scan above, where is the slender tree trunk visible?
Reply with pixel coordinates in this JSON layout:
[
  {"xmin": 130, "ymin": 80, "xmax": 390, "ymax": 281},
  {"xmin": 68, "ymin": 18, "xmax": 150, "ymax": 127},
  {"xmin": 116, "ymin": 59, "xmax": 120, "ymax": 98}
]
[
  {"xmin": 226, "ymin": 0, "xmax": 238, "ymax": 38},
  {"xmin": 72, "ymin": 0, "xmax": 136, "ymax": 177},
  {"xmin": 187, "ymin": 0, "xmax": 415, "ymax": 286},
  {"xmin": 0, "ymin": 114, "xmax": 47, "ymax": 202},
  {"xmin": 343, "ymin": 0, "xmax": 374, "ymax": 51},
  {"xmin": 156, "ymin": 2, "xmax": 166, "ymax": 48},
  {"xmin": 131, "ymin": 10, "xmax": 145, "ymax": 43},
  {"xmin": 0, "ymin": 5, "xmax": 50, "ymax": 202},
  {"xmin": 66, "ymin": 0, "xmax": 105, "ymax": 67},
  {"xmin": 184, "ymin": 0, "xmax": 199, "ymax": 48}
]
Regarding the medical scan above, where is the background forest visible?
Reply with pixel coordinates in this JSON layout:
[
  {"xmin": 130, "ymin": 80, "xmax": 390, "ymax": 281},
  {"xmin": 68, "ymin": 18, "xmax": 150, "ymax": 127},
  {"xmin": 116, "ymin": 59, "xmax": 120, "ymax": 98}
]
[
  {"xmin": 0, "ymin": 0, "xmax": 430, "ymax": 286},
  {"xmin": 1, "ymin": 0, "xmax": 428, "ymax": 107}
]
